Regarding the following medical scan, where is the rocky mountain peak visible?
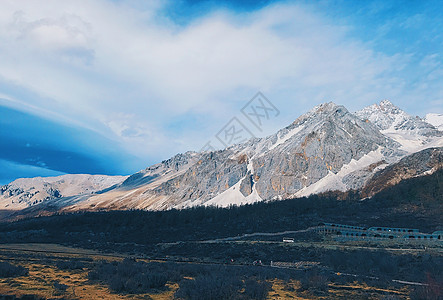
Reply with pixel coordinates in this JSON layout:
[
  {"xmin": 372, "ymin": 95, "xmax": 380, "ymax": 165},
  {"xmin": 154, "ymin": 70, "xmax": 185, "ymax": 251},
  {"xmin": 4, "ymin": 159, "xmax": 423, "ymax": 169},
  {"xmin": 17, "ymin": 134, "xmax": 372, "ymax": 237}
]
[
  {"xmin": 356, "ymin": 100, "xmax": 440, "ymax": 135},
  {"xmin": 355, "ymin": 100, "xmax": 442, "ymax": 154},
  {"xmin": 355, "ymin": 100, "xmax": 407, "ymax": 130},
  {"xmin": 308, "ymin": 102, "xmax": 346, "ymax": 118},
  {"xmin": 378, "ymin": 99, "xmax": 398, "ymax": 111},
  {"xmin": 313, "ymin": 102, "xmax": 340, "ymax": 112},
  {"xmin": 292, "ymin": 102, "xmax": 348, "ymax": 128}
]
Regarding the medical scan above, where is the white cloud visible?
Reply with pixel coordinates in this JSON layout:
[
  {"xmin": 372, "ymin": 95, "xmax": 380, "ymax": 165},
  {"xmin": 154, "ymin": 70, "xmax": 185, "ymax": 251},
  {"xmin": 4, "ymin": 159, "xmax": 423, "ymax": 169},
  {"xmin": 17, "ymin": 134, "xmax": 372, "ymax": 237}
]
[{"xmin": 0, "ymin": 0, "xmax": 440, "ymax": 165}]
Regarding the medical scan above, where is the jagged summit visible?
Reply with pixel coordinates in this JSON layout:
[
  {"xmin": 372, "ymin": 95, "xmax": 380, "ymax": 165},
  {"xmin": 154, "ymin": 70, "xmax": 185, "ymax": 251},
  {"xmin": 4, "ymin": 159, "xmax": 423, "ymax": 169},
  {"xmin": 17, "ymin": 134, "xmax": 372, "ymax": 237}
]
[
  {"xmin": 356, "ymin": 100, "xmax": 437, "ymax": 132},
  {"xmin": 233, "ymin": 101, "xmax": 383, "ymax": 158},
  {"xmin": 312, "ymin": 101, "xmax": 339, "ymax": 112},
  {"xmin": 356, "ymin": 100, "xmax": 408, "ymax": 130},
  {"xmin": 299, "ymin": 102, "xmax": 343, "ymax": 119},
  {"xmin": 355, "ymin": 100, "xmax": 442, "ymax": 153},
  {"xmin": 379, "ymin": 99, "xmax": 398, "ymax": 109}
]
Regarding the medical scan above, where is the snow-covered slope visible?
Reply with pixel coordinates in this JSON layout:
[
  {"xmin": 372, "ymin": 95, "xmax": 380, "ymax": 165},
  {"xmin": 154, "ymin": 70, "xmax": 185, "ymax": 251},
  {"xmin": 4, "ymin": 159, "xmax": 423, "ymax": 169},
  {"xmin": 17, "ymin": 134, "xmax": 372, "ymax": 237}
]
[
  {"xmin": 425, "ymin": 113, "xmax": 443, "ymax": 131},
  {"xmin": 295, "ymin": 147, "xmax": 387, "ymax": 197},
  {"xmin": 0, "ymin": 174, "xmax": 127, "ymax": 210}
]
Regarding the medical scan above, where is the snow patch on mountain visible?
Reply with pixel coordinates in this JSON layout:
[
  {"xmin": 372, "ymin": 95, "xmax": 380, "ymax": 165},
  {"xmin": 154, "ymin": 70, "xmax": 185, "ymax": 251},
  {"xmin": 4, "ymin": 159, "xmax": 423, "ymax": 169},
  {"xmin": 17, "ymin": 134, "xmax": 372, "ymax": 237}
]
[
  {"xmin": 295, "ymin": 147, "xmax": 386, "ymax": 197},
  {"xmin": 203, "ymin": 175, "xmax": 262, "ymax": 208},
  {"xmin": 425, "ymin": 113, "xmax": 443, "ymax": 131},
  {"xmin": 380, "ymin": 129, "xmax": 442, "ymax": 153}
]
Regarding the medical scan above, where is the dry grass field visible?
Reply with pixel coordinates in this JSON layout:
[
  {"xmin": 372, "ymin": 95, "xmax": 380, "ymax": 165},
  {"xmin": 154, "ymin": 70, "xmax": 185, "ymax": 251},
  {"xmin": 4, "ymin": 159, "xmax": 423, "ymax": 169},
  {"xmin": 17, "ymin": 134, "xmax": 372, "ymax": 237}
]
[
  {"xmin": 0, "ymin": 244, "xmax": 175, "ymax": 299},
  {"xmin": 0, "ymin": 243, "xmax": 418, "ymax": 300},
  {"xmin": 267, "ymin": 279, "xmax": 411, "ymax": 300}
]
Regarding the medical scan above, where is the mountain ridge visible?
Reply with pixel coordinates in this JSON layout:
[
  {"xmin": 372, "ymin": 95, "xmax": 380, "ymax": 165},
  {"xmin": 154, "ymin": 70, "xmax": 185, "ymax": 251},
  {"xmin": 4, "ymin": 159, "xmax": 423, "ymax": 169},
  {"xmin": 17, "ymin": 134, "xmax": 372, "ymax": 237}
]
[
  {"xmin": 0, "ymin": 174, "xmax": 127, "ymax": 210},
  {"xmin": 1, "ymin": 100, "xmax": 442, "ymax": 217}
]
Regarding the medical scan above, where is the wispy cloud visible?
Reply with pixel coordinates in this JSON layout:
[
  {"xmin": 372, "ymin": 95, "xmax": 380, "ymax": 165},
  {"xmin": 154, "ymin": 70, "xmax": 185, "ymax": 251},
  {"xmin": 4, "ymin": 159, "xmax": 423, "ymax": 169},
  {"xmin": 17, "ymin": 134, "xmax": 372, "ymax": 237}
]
[{"xmin": 0, "ymin": 159, "xmax": 65, "ymax": 185}]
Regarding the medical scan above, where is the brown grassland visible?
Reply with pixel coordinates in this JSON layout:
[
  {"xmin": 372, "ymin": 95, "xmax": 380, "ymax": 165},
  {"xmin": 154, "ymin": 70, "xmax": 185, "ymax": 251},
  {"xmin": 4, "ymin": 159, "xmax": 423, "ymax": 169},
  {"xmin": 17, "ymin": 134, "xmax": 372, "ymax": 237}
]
[{"xmin": 0, "ymin": 243, "xmax": 416, "ymax": 300}]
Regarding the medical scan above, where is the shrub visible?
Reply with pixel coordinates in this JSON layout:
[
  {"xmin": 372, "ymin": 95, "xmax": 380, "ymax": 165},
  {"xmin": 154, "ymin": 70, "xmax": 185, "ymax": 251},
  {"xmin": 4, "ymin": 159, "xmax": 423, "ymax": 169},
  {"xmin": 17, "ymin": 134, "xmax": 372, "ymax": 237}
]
[
  {"xmin": 298, "ymin": 268, "xmax": 329, "ymax": 294},
  {"xmin": 0, "ymin": 262, "xmax": 28, "ymax": 278},
  {"xmin": 53, "ymin": 281, "xmax": 68, "ymax": 295},
  {"xmin": 174, "ymin": 273, "xmax": 243, "ymax": 300},
  {"xmin": 243, "ymin": 279, "xmax": 272, "ymax": 300},
  {"xmin": 56, "ymin": 259, "xmax": 87, "ymax": 270},
  {"xmin": 88, "ymin": 259, "xmax": 169, "ymax": 294}
]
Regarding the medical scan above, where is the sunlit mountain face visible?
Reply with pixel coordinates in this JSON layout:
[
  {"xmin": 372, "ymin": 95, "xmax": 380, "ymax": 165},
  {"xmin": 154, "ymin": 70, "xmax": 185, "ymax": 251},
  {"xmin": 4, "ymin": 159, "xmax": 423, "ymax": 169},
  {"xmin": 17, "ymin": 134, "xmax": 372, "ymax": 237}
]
[{"xmin": 1, "ymin": 100, "xmax": 441, "ymax": 215}]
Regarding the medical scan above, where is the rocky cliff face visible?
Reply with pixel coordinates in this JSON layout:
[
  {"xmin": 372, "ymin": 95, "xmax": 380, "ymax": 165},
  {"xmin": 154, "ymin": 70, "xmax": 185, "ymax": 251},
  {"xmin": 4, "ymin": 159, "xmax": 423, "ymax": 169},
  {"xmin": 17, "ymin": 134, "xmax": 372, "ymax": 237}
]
[{"xmin": 1, "ymin": 100, "xmax": 442, "ymax": 215}]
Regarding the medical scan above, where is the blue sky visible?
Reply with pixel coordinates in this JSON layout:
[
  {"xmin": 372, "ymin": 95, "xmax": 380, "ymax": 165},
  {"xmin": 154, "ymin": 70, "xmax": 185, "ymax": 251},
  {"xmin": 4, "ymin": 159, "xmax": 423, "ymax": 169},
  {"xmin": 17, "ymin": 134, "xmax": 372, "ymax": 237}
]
[{"xmin": 0, "ymin": 0, "xmax": 442, "ymax": 184}]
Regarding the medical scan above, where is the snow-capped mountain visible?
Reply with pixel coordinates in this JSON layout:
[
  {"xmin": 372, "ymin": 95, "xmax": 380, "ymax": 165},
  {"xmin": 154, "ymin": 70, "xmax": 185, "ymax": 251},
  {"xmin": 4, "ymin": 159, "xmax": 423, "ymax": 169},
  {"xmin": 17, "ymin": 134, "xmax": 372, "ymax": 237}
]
[
  {"xmin": 45, "ymin": 102, "xmax": 399, "ymax": 211},
  {"xmin": 0, "ymin": 174, "xmax": 127, "ymax": 210},
  {"xmin": 1, "ymin": 100, "xmax": 442, "ymax": 217},
  {"xmin": 355, "ymin": 100, "xmax": 442, "ymax": 153},
  {"xmin": 233, "ymin": 102, "xmax": 403, "ymax": 199}
]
